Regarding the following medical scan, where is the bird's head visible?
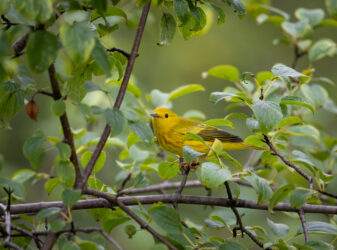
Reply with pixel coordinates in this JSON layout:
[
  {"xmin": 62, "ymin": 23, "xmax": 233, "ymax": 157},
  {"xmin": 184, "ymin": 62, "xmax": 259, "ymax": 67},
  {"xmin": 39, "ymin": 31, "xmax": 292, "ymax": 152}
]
[{"xmin": 150, "ymin": 108, "xmax": 178, "ymax": 123}]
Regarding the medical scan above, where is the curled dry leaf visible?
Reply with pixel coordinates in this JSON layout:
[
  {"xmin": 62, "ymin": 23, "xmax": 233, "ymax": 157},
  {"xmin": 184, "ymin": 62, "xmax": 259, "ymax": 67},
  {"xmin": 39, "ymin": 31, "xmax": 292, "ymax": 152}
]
[{"xmin": 26, "ymin": 100, "xmax": 39, "ymax": 121}]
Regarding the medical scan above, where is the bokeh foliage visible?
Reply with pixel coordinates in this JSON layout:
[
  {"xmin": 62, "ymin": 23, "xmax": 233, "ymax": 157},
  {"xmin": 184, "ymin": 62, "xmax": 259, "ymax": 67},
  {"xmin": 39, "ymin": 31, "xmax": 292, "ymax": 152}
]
[{"xmin": 1, "ymin": 0, "xmax": 337, "ymax": 249}]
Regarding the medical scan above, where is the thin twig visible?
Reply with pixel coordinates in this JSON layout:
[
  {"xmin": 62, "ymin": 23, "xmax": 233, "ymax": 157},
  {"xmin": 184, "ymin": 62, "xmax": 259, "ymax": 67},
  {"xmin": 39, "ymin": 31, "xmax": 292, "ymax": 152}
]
[
  {"xmin": 117, "ymin": 173, "xmax": 132, "ymax": 196},
  {"xmin": 236, "ymin": 226, "xmax": 272, "ymax": 250},
  {"xmin": 224, "ymin": 182, "xmax": 244, "ymax": 238},
  {"xmin": 80, "ymin": 2, "xmax": 152, "ymax": 189},
  {"xmin": 84, "ymin": 188, "xmax": 177, "ymax": 250},
  {"xmin": 107, "ymin": 47, "xmax": 138, "ymax": 59},
  {"xmin": 317, "ymin": 190, "xmax": 337, "ymax": 200},
  {"xmin": 10, "ymin": 225, "xmax": 42, "ymax": 249},
  {"xmin": 291, "ymin": 46, "xmax": 306, "ymax": 69},
  {"xmin": 48, "ymin": 64, "xmax": 82, "ymax": 187},
  {"xmin": 298, "ymin": 208, "xmax": 309, "ymax": 243},
  {"xmin": 176, "ymin": 158, "xmax": 190, "ymax": 194},
  {"xmin": 263, "ymin": 134, "xmax": 313, "ymax": 189},
  {"xmin": 3, "ymin": 240, "xmax": 24, "ymax": 250}
]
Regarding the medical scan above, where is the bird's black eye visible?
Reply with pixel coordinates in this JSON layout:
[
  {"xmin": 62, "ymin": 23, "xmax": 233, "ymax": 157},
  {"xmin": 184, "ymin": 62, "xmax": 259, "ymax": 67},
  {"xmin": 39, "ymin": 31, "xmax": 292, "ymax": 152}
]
[{"xmin": 165, "ymin": 113, "xmax": 169, "ymax": 118}]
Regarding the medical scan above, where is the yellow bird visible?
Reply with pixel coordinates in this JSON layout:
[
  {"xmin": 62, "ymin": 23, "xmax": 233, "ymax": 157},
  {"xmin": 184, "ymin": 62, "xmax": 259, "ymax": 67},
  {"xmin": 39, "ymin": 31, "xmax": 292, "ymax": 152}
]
[{"xmin": 151, "ymin": 107, "xmax": 262, "ymax": 156}]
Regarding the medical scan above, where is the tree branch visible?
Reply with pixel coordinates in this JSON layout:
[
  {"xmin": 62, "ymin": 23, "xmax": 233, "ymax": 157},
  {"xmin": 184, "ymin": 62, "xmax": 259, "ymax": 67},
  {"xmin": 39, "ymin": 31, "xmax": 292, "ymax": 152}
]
[
  {"xmin": 80, "ymin": 2, "xmax": 152, "ymax": 189},
  {"xmin": 263, "ymin": 134, "xmax": 313, "ymax": 189},
  {"xmin": 238, "ymin": 226, "xmax": 271, "ymax": 250},
  {"xmin": 8, "ymin": 194, "xmax": 337, "ymax": 215},
  {"xmin": 84, "ymin": 188, "xmax": 177, "ymax": 250},
  {"xmin": 48, "ymin": 64, "xmax": 82, "ymax": 187},
  {"xmin": 107, "ymin": 47, "xmax": 138, "ymax": 59},
  {"xmin": 10, "ymin": 224, "xmax": 42, "ymax": 249},
  {"xmin": 298, "ymin": 208, "xmax": 309, "ymax": 243}
]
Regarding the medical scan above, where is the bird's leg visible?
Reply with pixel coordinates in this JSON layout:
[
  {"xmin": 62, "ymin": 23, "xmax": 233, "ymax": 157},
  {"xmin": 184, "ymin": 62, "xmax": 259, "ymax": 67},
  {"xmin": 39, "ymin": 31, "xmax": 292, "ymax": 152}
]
[{"xmin": 176, "ymin": 157, "xmax": 190, "ymax": 194}]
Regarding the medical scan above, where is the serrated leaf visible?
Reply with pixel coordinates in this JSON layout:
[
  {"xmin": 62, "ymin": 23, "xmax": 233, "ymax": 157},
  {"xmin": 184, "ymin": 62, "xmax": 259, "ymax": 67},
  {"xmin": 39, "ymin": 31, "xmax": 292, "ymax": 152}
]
[
  {"xmin": 128, "ymin": 121, "xmax": 154, "ymax": 143},
  {"xmin": 81, "ymin": 151, "xmax": 106, "ymax": 174},
  {"xmin": 244, "ymin": 173, "xmax": 273, "ymax": 204},
  {"xmin": 252, "ymin": 100, "xmax": 283, "ymax": 132},
  {"xmin": 169, "ymin": 84, "xmax": 205, "ymax": 100},
  {"xmin": 301, "ymin": 84, "xmax": 328, "ymax": 108},
  {"xmin": 295, "ymin": 8, "xmax": 325, "ymax": 26},
  {"xmin": 271, "ymin": 63, "xmax": 305, "ymax": 78},
  {"xmin": 267, "ymin": 218, "xmax": 289, "ymax": 237},
  {"xmin": 149, "ymin": 204, "xmax": 183, "ymax": 234},
  {"xmin": 37, "ymin": 207, "xmax": 61, "ymax": 221},
  {"xmin": 183, "ymin": 145, "xmax": 205, "ymax": 162},
  {"xmin": 106, "ymin": 109, "xmax": 125, "ymax": 136},
  {"xmin": 56, "ymin": 161, "xmax": 75, "ymax": 187},
  {"xmin": 309, "ymin": 39, "xmax": 336, "ymax": 62},
  {"xmin": 289, "ymin": 189, "xmax": 312, "ymax": 208},
  {"xmin": 26, "ymin": 31, "xmax": 58, "ymax": 73},
  {"xmin": 268, "ymin": 184, "xmax": 294, "ymax": 211},
  {"xmin": 298, "ymin": 221, "xmax": 337, "ymax": 235},
  {"xmin": 158, "ymin": 162, "xmax": 180, "ymax": 179},
  {"xmin": 280, "ymin": 96, "xmax": 315, "ymax": 113},
  {"xmin": 60, "ymin": 22, "xmax": 95, "ymax": 63},
  {"xmin": 206, "ymin": 65, "xmax": 240, "ymax": 82},
  {"xmin": 159, "ymin": 13, "xmax": 176, "ymax": 46},
  {"xmin": 62, "ymin": 188, "xmax": 81, "ymax": 207},
  {"xmin": 91, "ymin": 6, "xmax": 127, "ymax": 22},
  {"xmin": 197, "ymin": 162, "xmax": 231, "ymax": 189},
  {"xmin": 51, "ymin": 100, "xmax": 66, "ymax": 116}
]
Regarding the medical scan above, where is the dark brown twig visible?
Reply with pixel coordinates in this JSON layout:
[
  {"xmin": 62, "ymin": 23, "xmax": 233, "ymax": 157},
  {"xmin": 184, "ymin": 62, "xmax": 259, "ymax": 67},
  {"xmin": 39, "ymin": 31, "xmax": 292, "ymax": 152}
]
[
  {"xmin": 291, "ymin": 46, "xmax": 306, "ymax": 69},
  {"xmin": 298, "ymin": 208, "xmax": 309, "ymax": 243},
  {"xmin": 224, "ymin": 182, "xmax": 244, "ymax": 238},
  {"xmin": 317, "ymin": 190, "xmax": 337, "ymax": 200},
  {"xmin": 235, "ymin": 226, "xmax": 272, "ymax": 250},
  {"xmin": 107, "ymin": 47, "xmax": 139, "ymax": 59},
  {"xmin": 176, "ymin": 157, "xmax": 190, "ymax": 194},
  {"xmin": 10, "ymin": 225, "xmax": 42, "ymax": 249},
  {"xmin": 84, "ymin": 188, "xmax": 177, "ymax": 250},
  {"xmin": 48, "ymin": 64, "xmax": 82, "ymax": 187},
  {"xmin": 262, "ymin": 134, "xmax": 313, "ymax": 189},
  {"xmin": 80, "ymin": 2, "xmax": 151, "ymax": 189},
  {"xmin": 117, "ymin": 173, "xmax": 132, "ymax": 196}
]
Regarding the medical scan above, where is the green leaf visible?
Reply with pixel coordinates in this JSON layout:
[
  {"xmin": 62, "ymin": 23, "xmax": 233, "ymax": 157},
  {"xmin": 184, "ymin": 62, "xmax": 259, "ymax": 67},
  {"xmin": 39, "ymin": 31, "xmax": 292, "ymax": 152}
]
[
  {"xmin": 103, "ymin": 217, "xmax": 130, "ymax": 233},
  {"xmin": 219, "ymin": 151, "xmax": 243, "ymax": 170},
  {"xmin": 125, "ymin": 224, "xmax": 137, "ymax": 238},
  {"xmin": 289, "ymin": 189, "xmax": 312, "ymax": 208},
  {"xmin": 91, "ymin": 0, "xmax": 107, "ymax": 12},
  {"xmin": 281, "ymin": 20, "xmax": 311, "ymax": 38},
  {"xmin": 279, "ymin": 116, "xmax": 303, "ymax": 128},
  {"xmin": 91, "ymin": 6, "xmax": 127, "ymax": 22},
  {"xmin": 228, "ymin": 0, "xmax": 246, "ymax": 16},
  {"xmin": 51, "ymin": 100, "xmax": 66, "ymax": 116},
  {"xmin": 106, "ymin": 109, "xmax": 125, "ymax": 137},
  {"xmin": 128, "ymin": 121, "xmax": 154, "ymax": 144},
  {"xmin": 12, "ymin": 169, "xmax": 35, "ymax": 184},
  {"xmin": 295, "ymin": 8, "xmax": 325, "ymax": 26},
  {"xmin": 60, "ymin": 22, "xmax": 95, "ymax": 63},
  {"xmin": 183, "ymin": 145, "xmax": 205, "ymax": 162},
  {"xmin": 26, "ymin": 31, "xmax": 58, "ymax": 73},
  {"xmin": 219, "ymin": 240, "xmax": 247, "ymax": 250},
  {"xmin": 280, "ymin": 96, "xmax": 315, "ymax": 113},
  {"xmin": 203, "ymin": 119, "xmax": 233, "ymax": 128},
  {"xmin": 298, "ymin": 221, "xmax": 337, "ymax": 235},
  {"xmin": 271, "ymin": 63, "xmax": 305, "ymax": 78},
  {"xmin": 252, "ymin": 100, "xmax": 283, "ymax": 132},
  {"xmin": 158, "ymin": 162, "xmax": 180, "ymax": 179},
  {"xmin": 302, "ymin": 240, "xmax": 334, "ymax": 250},
  {"xmin": 56, "ymin": 143, "xmax": 71, "ymax": 161},
  {"xmin": 268, "ymin": 184, "xmax": 294, "ymax": 211},
  {"xmin": 149, "ymin": 204, "xmax": 183, "ymax": 234},
  {"xmin": 23, "ymin": 130, "xmax": 46, "ymax": 159},
  {"xmin": 81, "ymin": 151, "xmax": 106, "ymax": 174},
  {"xmin": 106, "ymin": 79, "xmax": 142, "ymax": 97},
  {"xmin": 174, "ymin": 0, "xmax": 190, "ymax": 24},
  {"xmin": 50, "ymin": 219, "xmax": 66, "ymax": 232},
  {"xmin": 209, "ymin": 4, "xmax": 226, "ymax": 25},
  {"xmin": 0, "ymin": 82, "xmax": 24, "ymax": 129},
  {"xmin": 267, "ymin": 218, "xmax": 289, "ymax": 237},
  {"xmin": 206, "ymin": 65, "xmax": 240, "ymax": 82},
  {"xmin": 309, "ymin": 39, "xmax": 336, "ymax": 62},
  {"xmin": 169, "ymin": 84, "xmax": 205, "ymax": 100},
  {"xmin": 301, "ymin": 84, "xmax": 329, "ymax": 108},
  {"xmin": 62, "ymin": 188, "xmax": 81, "ymax": 207},
  {"xmin": 325, "ymin": 0, "xmax": 337, "ymax": 19},
  {"xmin": 37, "ymin": 207, "xmax": 61, "ymax": 221},
  {"xmin": 159, "ymin": 13, "xmax": 176, "ymax": 46},
  {"xmin": 56, "ymin": 161, "xmax": 75, "ymax": 187},
  {"xmin": 256, "ymin": 71, "xmax": 274, "ymax": 86},
  {"xmin": 92, "ymin": 38, "xmax": 111, "ymax": 76},
  {"xmin": 244, "ymin": 135, "xmax": 265, "ymax": 148},
  {"xmin": 197, "ymin": 162, "xmax": 231, "ymax": 189},
  {"xmin": 210, "ymin": 92, "xmax": 252, "ymax": 105},
  {"xmin": 0, "ymin": 177, "xmax": 25, "ymax": 199},
  {"xmin": 61, "ymin": 241, "xmax": 80, "ymax": 250},
  {"xmin": 45, "ymin": 177, "xmax": 62, "ymax": 195},
  {"xmin": 244, "ymin": 173, "xmax": 273, "ymax": 204},
  {"xmin": 129, "ymin": 145, "xmax": 149, "ymax": 162}
]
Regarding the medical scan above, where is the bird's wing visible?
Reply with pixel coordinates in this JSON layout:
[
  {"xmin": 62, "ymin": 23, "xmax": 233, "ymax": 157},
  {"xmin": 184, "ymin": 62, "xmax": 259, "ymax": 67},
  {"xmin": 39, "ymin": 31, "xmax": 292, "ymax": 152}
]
[{"xmin": 176, "ymin": 121, "xmax": 243, "ymax": 143}]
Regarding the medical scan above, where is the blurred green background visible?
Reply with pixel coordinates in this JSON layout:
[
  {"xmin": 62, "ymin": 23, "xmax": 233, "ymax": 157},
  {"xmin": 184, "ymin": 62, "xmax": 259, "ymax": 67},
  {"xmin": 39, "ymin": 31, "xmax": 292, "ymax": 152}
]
[{"xmin": 1, "ymin": 0, "xmax": 337, "ymax": 248}]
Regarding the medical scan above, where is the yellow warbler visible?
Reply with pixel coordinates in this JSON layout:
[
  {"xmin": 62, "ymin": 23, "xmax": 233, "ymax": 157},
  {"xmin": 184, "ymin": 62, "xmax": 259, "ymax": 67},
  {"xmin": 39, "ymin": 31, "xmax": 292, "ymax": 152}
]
[{"xmin": 151, "ymin": 107, "xmax": 262, "ymax": 156}]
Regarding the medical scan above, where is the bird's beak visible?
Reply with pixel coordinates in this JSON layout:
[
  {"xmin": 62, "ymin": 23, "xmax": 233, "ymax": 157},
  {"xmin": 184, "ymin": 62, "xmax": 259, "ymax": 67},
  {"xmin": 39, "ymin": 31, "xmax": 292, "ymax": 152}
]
[{"xmin": 150, "ymin": 113, "xmax": 160, "ymax": 118}]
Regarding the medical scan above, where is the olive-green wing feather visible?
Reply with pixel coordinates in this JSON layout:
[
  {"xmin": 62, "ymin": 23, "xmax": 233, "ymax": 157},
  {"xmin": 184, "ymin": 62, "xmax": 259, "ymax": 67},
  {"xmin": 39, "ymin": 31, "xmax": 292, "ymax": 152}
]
[{"xmin": 196, "ymin": 125, "xmax": 243, "ymax": 143}]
